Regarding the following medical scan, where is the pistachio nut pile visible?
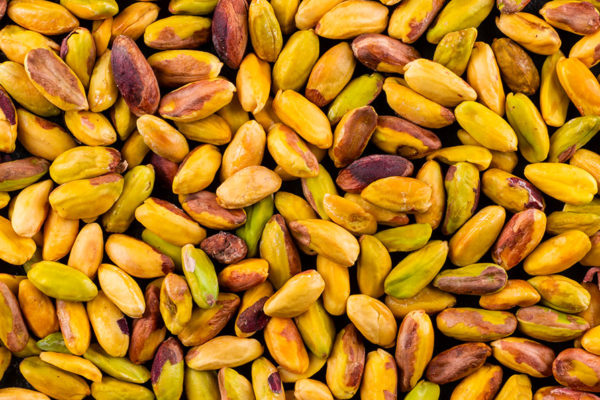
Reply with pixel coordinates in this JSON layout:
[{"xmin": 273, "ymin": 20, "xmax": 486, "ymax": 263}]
[{"xmin": 2, "ymin": 0, "xmax": 600, "ymax": 399}]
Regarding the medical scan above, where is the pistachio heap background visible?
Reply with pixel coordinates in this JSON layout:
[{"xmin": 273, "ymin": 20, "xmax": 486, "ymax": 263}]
[{"xmin": 2, "ymin": 0, "xmax": 600, "ymax": 399}]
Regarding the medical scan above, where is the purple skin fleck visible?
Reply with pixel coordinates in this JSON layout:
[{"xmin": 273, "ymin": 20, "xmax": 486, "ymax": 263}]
[
  {"xmin": 507, "ymin": 177, "xmax": 544, "ymax": 210},
  {"xmin": 236, "ymin": 296, "xmax": 270, "ymax": 333},
  {"xmin": 0, "ymin": 91, "xmax": 16, "ymax": 125},
  {"xmin": 268, "ymin": 372, "xmax": 283, "ymax": 393},
  {"xmin": 151, "ymin": 338, "xmax": 183, "ymax": 384},
  {"xmin": 116, "ymin": 318, "xmax": 129, "ymax": 335}
]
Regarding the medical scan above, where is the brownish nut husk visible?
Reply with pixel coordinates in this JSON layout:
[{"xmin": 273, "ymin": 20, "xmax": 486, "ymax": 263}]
[
  {"xmin": 492, "ymin": 38, "xmax": 540, "ymax": 95},
  {"xmin": 395, "ymin": 310, "xmax": 434, "ymax": 392},
  {"xmin": 201, "ymin": 232, "xmax": 248, "ymax": 265},
  {"xmin": 328, "ymin": 106, "xmax": 377, "ymax": 168},
  {"xmin": 336, "ymin": 154, "xmax": 413, "ymax": 195},
  {"xmin": 159, "ymin": 78, "xmax": 236, "ymax": 123},
  {"xmin": 388, "ymin": 0, "xmax": 445, "ymax": 44},
  {"xmin": 436, "ymin": 307, "xmax": 517, "ymax": 341},
  {"xmin": 111, "ymin": 35, "xmax": 160, "ymax": 116},
  {"xmin": 0, "ymin": 281, "xmax": 29, "ymax": 352},
  {"xmin": 540, "ymin": 0, "xmax": 600, "ymax": 35},
  {"xmin": 433, "ymin": 263, "xmax": 508, "ymax": 295},
  {"xmin": 148, "ymin": 50, "xmax": 223, "ymax": 89},
  {"xmin": 553, "ymin": 348, "xmax": 600, "ymax": 392},
  {"xmin": 372, "ymin": 115, "xmax": 442, "ymax": 159},
  {"xmin": 491, "ymin": 208, "xmax": 547, "ymax": 270},
  {"xmin": 426, "ymin": 342, "xmax": 491, "ymax": 384},
  {"xmin": 491, "ymin": 337, "xmax": 555, "ymax": 378},
  {"xmin": 25, "ymin": 48, "xmax": 88, "ymax": 112},
  {"xmin": 129, "ymin": 285, "xmax": 166, "ymax": 364},
  {"xmin": 212, "ymin": 0, "xmax": 248, "ymax": 69},
  {"xmin": 180, "ymin": 191, "xmax": 247, "ymax": 230},
  {"xmin": 0, "ymin": 88, "xmax": 18, "ymax": 154},
  {"xmin": 351, "ymin": 33, "xmax": 420, "ymax": 74},
  {"xmin": 482, "ymin": 169, "xmax": 545, "ymax": 213},
  {"xmin": 326, "ymin": 324, "xmax": 365, "ymax": 399}
]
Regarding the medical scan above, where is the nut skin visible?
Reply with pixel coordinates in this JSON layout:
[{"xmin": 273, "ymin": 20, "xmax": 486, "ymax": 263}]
[
  {"xmin": 0, "ymin": 24, "xmax": 59, "ymax": 65},
  {"xmin": 295, "ymin": 378, "xmax": 334, "ymax": 400},
  {"xmin": 60, "ymin": 27, "xmax": 96, "ymax": 90},
  {"xmin": 56, "ymin": 300, "xmax": 91, "ymax": 356},
  {"xmin": 182, "ymin": 245, "xmax": 219, "ymax": 309},
  {"xmin": 433, "ymin": 263, "xmax": 507, "ymax": 295},
  {"xmin": 212, "ymin": 0, "xmax": 248, "ymax": 69},
  {"xmin": 425, "ymin": 342, "xmax": 491, "ymax": 384},
  {"xmin": 482, "ymin": 169, "xmax": 545, "ymax": 213},
  {"xmin": 337, "ymin": 154, "xmax": 414, "ymax": 194},
  {"xmin": 218, "ymin": 258, "xmax": 269, "ymax": 292},
  {"xmin": 0, "ymin": 61, "xmax": 60, "ymax": 118},
  {"xmin": 159, "ymin": 274, "xmax": 192, "ymax": 335},
  {"xmin": 385, "ymin": 286, "xmax": 456, "ymax": 318},
  {"xmin": 294, "ymin": 299, "xmax": 335, "ymax": 359},
  {"xmin": 25, "ymin": 48, "xmax": 88, "ymax": 112},
  {"xmin": 372, "ymin": 115, "xmax": 441, "ymax": 159},
  {"xmin": 541, "ymin": 0, "xmax": 600, "ymax": 36},
  {"xmin": 352, "ymin": 33, "xmax": 420, "ymax": 74},
  {"xmin": 553, "ymin": 349, "xmax": 600, "ymax": 392},
  {"xmin": 83, "ymin": 343, "xmax": 151, "ymax": 384},
  {"xmin": 570, "ymin": 29, "xmax": 600, "ymax": 68},
  {"xmin": 178, "ymin": 293, "xmax": 240, "ymax": 347},
  {"xmin": 159, "ymin": 78, "xmax": 236, "ymax": 123},
  {"xmin": 263, "ymin": 270, "xmax": 325, "ymax": 318},
  {"xmin": 0, "ymin": 87, "xmax": 17, "ymax": 154},
  {"xmin": 388, "ymin": 0, "xmax": 444, "ymax": 44},
  {"xmin": 268, "ymin": 124, "xmax": 319, "ymax": 178},
  {"xmin": 404, "ymin": 380, "xmax": 440, "ymax": 400},
  {"xmin": 301, "ymin": 164, "xmax": 337, "ymax": 220},
  {"xmin": 129, "ymin": 285, "xmax": 165, "ymax": 364},
  {"xmin": 329, "ymin": 106, "xmax": 377, "ymax": 168},
  {"xmin": 395, "ymin": 310, "xmax": 434, "ymax": 392},
  {"xmin": 216, "ymin": 166, "xmax": 282, "ymax": 209},
  {"xmin": 218, "ymin": 366, "xmax": 254, "ymax": 400},
  {"xmin": 251, "ymin": 357, "xmax": 285, "ymax": 400},
  {"xmin": 492, "ymin": 38, "xmax": 540, "ymax": 95},
  {"xmin": 375, "ymin": 224, "xmax": 432, "ymax": 253},
  {"xmin": 516, "ymin": 306, "xmax": 590, "ymax": 342},
  {"xmin": 491, "ymin": 337, "xmax": 555, "ymax": 378},
  {"xmin": 201, "ymin": 232, "xmax": 248, "ymax": 265},
  {"xmin": 111, "ymin": 35, "xmax": 160, "ymax": 116},
  {"xmin": 237, "ymin": 53, "xmax": 271, "ymax": 114},
  {"xmin": 180, "ymin": 191, "xmax": 247, "ymax": 230},
  {"xmin": 151, "ymin": 337, "xmax": 184, "ymax": 400},
  {"xmin": 436, "ymin": 307, "xmax": 517, "ymax": 341},
  {"xmin": 0, "ymin": 281, "xmax": 29, "ymax": 352},
  {"xmin": 185, "ymin": 369, "xmax": 219, "ymax": 400},
  {"xmin": 27, "ymin": 261, "xmax": 98, "ymax": 302},
  {"xmin": 549, "ymin": 115, "xmax": 600, "ymax": 163},
  {"xmin": 235, "ymin": 281, "xmax": 272, "ymax": 338},
  {"xmin": 273, "ymin": 29, "xmax": 319, "ymax": 93},
  {"xmin": 326, "ymin": 324, "xmax": 365, "ymax": 399},
  {"xmin": 237, "ymin": 195, "xmax": 274, "ymax": 257},
  {"xmin": 185, "ymin": 336, "xmax": 264, "ymax": 371},
  {"xmin": 492, "ymin": 208, "xmax": 547, "ymax": 270},
  {"xmin": 148, "ymin": 50, "xmax": 223, "ymax": 89},
  {"xmin": 18, "ymin": 279, "xmax": 58, "ymax": 339}
]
